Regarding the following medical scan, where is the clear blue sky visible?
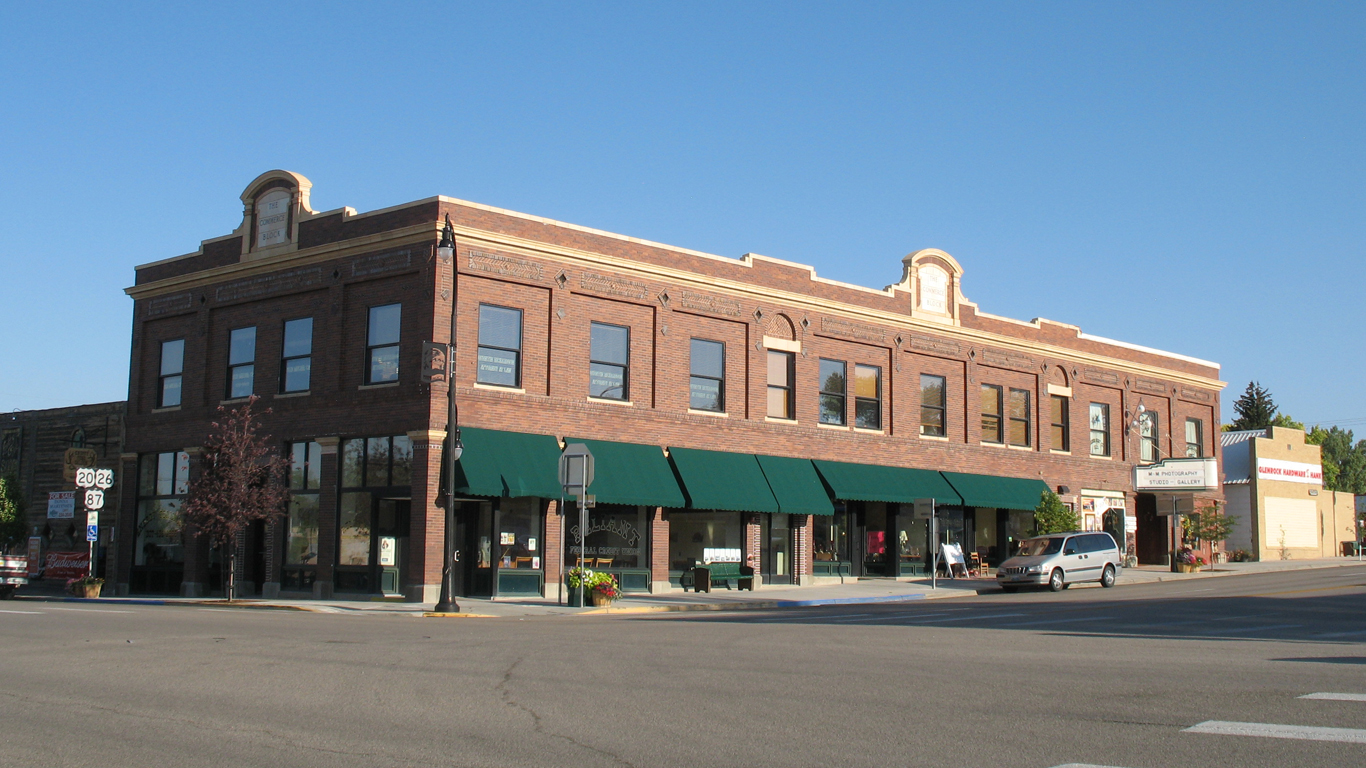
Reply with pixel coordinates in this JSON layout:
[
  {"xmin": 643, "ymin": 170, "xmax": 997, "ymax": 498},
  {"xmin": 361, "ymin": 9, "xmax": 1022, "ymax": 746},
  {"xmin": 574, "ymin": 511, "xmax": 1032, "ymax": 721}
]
[{"xmin": 1, "ymin": 2, "xmax": 1361, "ymax": 430}]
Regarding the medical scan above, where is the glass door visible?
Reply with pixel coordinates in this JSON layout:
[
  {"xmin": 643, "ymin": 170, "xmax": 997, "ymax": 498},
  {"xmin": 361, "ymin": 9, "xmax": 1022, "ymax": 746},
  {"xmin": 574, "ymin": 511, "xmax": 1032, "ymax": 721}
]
[
  {"xmin": 762, "ymin": 513, "xmax": 791, "ymax": 585},
  {"xmin": 375, "ymin": 499, "xmax": 409, "ymax": 596}
]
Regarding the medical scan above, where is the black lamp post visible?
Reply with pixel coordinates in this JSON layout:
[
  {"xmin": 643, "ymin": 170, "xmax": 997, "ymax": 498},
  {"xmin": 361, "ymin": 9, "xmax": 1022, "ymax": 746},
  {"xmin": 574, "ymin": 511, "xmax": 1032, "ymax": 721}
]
[{"xmin": 435, "ymin": 214, "xmax": 463, "ymax": 614}]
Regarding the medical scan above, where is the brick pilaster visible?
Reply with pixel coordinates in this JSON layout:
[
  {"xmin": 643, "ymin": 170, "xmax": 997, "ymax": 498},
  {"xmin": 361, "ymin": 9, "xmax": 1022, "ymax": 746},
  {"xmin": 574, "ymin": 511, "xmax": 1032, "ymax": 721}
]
[
  {"xmin": 793, "ymin": 514, "xmax": 812, "ymax": 585},
  {"xmin": 114, "ymin": 452, "xmax": 138, "ymax": 595},
  {"xmin": 743, "ymin": 513, "xmax": 762, "ymax": 587},
  {"xmin": 650, "ymin": 507, "xmax": 669, "ymax": 593},
  {"xmin": 544, "ymin": 500, "xmax": 563, "ymax": 600},
  {"xmin": 407, "ymin": 429, "xmax": 445, "ymax": 603}
]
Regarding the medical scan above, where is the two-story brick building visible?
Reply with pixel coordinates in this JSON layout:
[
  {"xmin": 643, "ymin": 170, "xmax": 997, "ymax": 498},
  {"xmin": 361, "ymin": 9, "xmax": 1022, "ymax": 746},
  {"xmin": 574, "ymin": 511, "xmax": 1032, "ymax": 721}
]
[{"xmin": 116, "ymin": 170, "xmax": 1225, "ymax": 600}]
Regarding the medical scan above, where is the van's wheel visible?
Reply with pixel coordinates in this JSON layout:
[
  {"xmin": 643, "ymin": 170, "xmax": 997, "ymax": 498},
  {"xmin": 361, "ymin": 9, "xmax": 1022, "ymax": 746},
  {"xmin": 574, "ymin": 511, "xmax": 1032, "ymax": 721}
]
[
  {"xmin": 1100, "ymin": 564, "xmax": 1116, "ymax": 588},
  {"xmin": 1048, "ymin": 569, "xmax": 1065, "ymax": 592}
]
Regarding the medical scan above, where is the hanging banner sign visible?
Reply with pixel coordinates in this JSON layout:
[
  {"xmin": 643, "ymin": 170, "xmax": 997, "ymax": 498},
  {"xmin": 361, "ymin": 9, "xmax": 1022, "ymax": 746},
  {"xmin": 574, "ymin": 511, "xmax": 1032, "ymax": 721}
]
[
  {"xmin": 1133, "ymin": 458, "xmax": 1219, "ymax": 491},
  {"xmin": 1255, "ymin": 458, "xmax": 1323, "ymax": 485},
  {"xmin": 44, "ymin": 551, "xmax": 90, "ymax": 580}
]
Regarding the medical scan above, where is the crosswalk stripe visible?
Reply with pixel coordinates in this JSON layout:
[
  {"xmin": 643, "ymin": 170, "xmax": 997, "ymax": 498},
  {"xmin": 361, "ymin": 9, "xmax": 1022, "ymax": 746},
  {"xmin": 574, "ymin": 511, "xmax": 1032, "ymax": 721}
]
[
  {"xmin": 0, "ymin": 609, "xmax": 44, "ymax": 614},
  {"xmin": 1049, "ymin": 763, "xmax": 1132, "ymax": 767},
  {"xmin": 1299, "ymin": 692, "xmax": 1366, "ymax": 702},
  {"xmin": 1184, "ymin": 720, "xmax": 1366, "ymax": 744}
]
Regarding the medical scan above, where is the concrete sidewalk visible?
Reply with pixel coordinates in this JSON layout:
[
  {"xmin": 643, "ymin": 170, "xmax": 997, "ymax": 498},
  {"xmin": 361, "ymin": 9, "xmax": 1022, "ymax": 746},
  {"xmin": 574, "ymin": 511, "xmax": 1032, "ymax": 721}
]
[{"xmin": 13, "ymin": 556, "xmax": 1363, "ymax": 618}]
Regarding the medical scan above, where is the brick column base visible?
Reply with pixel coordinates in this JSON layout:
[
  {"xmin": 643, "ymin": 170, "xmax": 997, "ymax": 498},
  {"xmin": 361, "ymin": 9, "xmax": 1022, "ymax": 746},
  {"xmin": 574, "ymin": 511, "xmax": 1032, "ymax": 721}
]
[
  {"xmin": 793, "ymin": 515, "xmax": 813, "ymax": 586},
  {"xmin": 544, "ymin": 500, "xmax": 563, "ymax": 601}
]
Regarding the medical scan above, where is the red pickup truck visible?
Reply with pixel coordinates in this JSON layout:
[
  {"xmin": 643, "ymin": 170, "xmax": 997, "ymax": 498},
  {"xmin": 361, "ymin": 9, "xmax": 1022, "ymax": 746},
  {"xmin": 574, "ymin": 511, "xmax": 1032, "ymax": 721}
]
[{"xmin": 0, "ymin": 555, "xmax": 28, "ymax": 598}]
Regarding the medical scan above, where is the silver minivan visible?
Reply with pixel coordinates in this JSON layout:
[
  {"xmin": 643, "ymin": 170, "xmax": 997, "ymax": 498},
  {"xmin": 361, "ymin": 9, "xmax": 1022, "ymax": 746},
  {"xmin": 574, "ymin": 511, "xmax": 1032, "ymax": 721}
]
[{"xmin": 996, "ymin": 531, "xmax": 1122, "ymax": 592}]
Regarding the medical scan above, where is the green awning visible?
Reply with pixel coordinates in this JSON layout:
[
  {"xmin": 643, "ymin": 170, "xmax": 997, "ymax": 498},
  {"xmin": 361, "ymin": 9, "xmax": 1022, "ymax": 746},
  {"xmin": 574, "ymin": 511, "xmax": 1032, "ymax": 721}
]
[
  {"xmin": 562, "ymin": 438, "xmax": 687, "ymax": 508},
  {"xmin": 755, "ymin": 455, "xmax": 835, "ymax": 516},
  {"xmin": 667, "ymin": 448, "xmax": 779, "ymax": 513},
  {"xmin": 451, "ymin": 427, "xmax": 563, "ymax": 498},
  {"xmin": 812, "ymin": 460, "xmax": 963, "ymax": 506},
  {"xmin": 940, "ymin": 472, "xmax": 1050, "ymax": 511}
]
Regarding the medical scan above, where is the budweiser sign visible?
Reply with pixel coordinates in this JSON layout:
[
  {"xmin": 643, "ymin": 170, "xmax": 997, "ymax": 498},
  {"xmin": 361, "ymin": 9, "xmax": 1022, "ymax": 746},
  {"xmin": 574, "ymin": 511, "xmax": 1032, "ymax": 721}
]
[{"xmin": 44, "ymin": 551, "xmax": 90, "ymax": 580}]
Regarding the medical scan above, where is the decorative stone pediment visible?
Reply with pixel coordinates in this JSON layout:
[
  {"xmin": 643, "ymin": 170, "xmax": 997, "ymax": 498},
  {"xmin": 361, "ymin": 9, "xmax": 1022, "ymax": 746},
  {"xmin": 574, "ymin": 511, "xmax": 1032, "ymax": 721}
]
[
  {"xmin": 236, "ymin": 170, "xmax": 315, "ymax": 261},
  {"xmin": 895, "ymin": 248, "xmax": 964, "ymax": 326}
]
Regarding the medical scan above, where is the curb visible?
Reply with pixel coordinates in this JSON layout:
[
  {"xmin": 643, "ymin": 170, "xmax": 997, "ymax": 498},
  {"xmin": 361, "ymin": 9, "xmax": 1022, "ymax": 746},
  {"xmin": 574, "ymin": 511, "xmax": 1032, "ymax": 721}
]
[{"xmin": 15, "ymin": 595, "xmax": 317, "ymax": 612}]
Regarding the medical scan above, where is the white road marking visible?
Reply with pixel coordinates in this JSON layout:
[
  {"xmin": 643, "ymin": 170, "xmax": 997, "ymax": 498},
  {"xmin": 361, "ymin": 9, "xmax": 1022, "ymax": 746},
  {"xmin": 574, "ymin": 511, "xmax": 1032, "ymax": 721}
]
[
  {"xmin": 0, "ymin": 609, "xmax": 43, "ymax": 614},
  {"xmin": 1049, "ymin": 764, "xmax": 1133, "ymax": 768},
  {"xmin": 1299, "ymin": 692, "xmax": 1366, "ymax": 702},
  {"xmin": 902, "ymin": 612, "xmax": 1026, "ymax": 623},
  {"xmin": 834, "ymin": 612, "xmax": 952, "ymax": 623},
  {"xmin": 1215, "ymin": 623, "xmax": 1302, "ymax": 634},
  {"xmin": 1012, "ymin": 615, "xmax": 1115, "ymax": 627},
  {"xmin": 828, "ymin": 613, "xmax": 881, "ymax": 622},
  {"xmin": 41, "ymin": 606, "xmax": 135, "ymax": 614},
  {"xmin": 1312, "ymin": 628, "xmax": 1366, "ymax": 638},
  {"xmin": 1184, "ymin": 720, "xmax": 1366, "ymax": 744}
]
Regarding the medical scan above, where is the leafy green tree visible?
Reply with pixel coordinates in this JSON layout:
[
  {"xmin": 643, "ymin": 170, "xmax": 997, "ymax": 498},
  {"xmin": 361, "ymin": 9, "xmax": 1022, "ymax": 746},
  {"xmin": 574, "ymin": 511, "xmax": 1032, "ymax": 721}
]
[
  {"xmin": 0, "ymin": 473, "xmax": 27, "ymax": 552},
  {"xmin": 1033, "ymin": 490, "xmax": 1079, "ymax": 535},
  {"xmin": 1187, "ymin": 502, "xmax": 1236, "ymax": 547},
  {"xmin": 1269, "ymin": 413, "xmax": 1304, "ymax": 430},
  {"xmin": 1307, "ymin": 425, "xmax": 1366, "ymax": 494},
  {"xmin": 1229, "ymin": 381, "xmax": 1277, "ymax": 430}
]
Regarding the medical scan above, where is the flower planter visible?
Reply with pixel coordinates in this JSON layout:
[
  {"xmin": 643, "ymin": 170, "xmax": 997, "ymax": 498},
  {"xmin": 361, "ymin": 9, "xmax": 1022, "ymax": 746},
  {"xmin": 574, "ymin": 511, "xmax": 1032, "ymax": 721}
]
[
  {"xmin": 1175, "ymin": 563, "xmax": 1200, "ymax": 574},
  {"xmin": 76, "ymin": 583, "xmax": 102, "ymax": 598},
  {"xmin": 566, "ymin": 589, "xmax": 585, "ymax": 607},
  {"xmin": 589, "ymin": 591, "xmax": 612, "ymax": 607}
]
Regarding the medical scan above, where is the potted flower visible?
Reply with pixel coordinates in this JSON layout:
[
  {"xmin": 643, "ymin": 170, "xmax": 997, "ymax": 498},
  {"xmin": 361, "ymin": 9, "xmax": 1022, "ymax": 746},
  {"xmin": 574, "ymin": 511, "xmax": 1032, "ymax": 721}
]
[
  {"xmin": 68, "ymin": 576, "xmax": 104, "ymax": 599},
  {"xmin": 589, "ymin": 573, "xmax": 621, "ymax": 607},
  {"xmin": 1175, "ymin": 548, "xmax": 1202, "ymax": 573}
]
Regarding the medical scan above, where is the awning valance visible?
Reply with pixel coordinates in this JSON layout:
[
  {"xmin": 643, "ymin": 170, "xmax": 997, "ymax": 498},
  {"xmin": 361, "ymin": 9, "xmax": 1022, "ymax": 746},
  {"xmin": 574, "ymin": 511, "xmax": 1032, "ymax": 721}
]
[
  {"xmin": 668, "ymin": 448, "xmax": 779, "ymax": 513},
  {"xmin": 755, "ymin": 455, "xmax": 835, "ymax": 516},
  {"xmin": 939, "ymin": 472, "xmax": 1049, "ymax": 511},
  {"xmin": 451, "ymin": 427, "xmax": 563, "ymax": 499},
  {"xmin": 562, "ymin": 438, "xmax": 687, "ymax": 508},
  {"xmin": 811, "ymin": 460, "xmax": 962, "ymax": 506}
]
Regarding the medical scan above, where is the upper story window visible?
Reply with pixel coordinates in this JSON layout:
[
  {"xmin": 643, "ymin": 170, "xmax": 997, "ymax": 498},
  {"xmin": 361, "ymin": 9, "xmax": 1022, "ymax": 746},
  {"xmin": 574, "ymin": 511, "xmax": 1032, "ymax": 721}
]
[
  {"xmin": 227, "ymin": 327, "xmax": 256, "ymax": 399},
  {"xmin": 1089, "ymin": 403, "xmax": 1111, "ymax": 457},
  {"xmin": 159, "ymin": 339, "xmax": 185, "ymax": 408},
  {"xmin": 920, "ymin": 375, "xmax": 946, "ymax": 436},
  {"xmin": 1050, "ymin": 395, "xmax": 1070, "ymax": 452},
  {"xmin": 281, "ymin": 318, "xmax": 312, "ymax": 393},
  {"xmin": 767, "ymin": 350, "xmax": 795, "ymax": 420},
  {"xmin": 1185, "ymin": 418, "xmax": 1204, "ymax": 458},
  {"xmin": 477, "ymin": 304, "xmax": 522, "ymax": 387},
  {"xmin": 1008, "ymin": 388, "xmax": 1031, "ymax": 448},
  {"xmin": 366, "ymin": 304, "xmax": 401, "ymax": 384},
  {"xmin": 689, "ymin": 339, "xmax": 725, "ymax": 412},
  {"xmin": 854, "ymin": 365, "xmax": 881, "ymax": 430},
  {"xmin": 589, "ymin": 322, "xmax": 630, "ymax": 400},
  {"xmin": 819, "ymin": 359, "xmax": 847, "ymax": 425},
  {"xmin": 980, "ymin": 384, "xmax": 1004, "ymax": 444},
  {"xmin": 1139, "ymin": 410, "xmax": 1159, "ymax": 463}
]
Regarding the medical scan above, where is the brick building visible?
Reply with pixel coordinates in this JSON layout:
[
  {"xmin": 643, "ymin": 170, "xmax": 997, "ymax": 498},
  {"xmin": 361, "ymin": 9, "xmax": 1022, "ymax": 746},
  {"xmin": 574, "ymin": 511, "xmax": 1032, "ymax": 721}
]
[
  {"xmin": 116, "ymin": 170, "xmax": 1225, "ymax": 600},
  {"xmin": 2, "ymin": 402, "xmax": 124, "ymax": 578}
]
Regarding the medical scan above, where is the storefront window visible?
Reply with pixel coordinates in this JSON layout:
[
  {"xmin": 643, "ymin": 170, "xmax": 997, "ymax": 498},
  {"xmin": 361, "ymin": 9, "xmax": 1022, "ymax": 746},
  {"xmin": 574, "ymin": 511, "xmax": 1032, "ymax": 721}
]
[
  {"xmin": 285, "ymin": 441, "xmax": 321, "ymax": 569},
  {"xmin": 135, "ymin": 451, "xmax": 187, "ymax": 566},
  {"xmin": 814, "ymin": 508, "xmax": 849, "ymax": 565},
  {"xmin": 568, "ymin": 503, "xmax": 649, "ymax": 569},
  {"xmin": 897, "ymin": 515, "xmax": 930, "ymax": 574},
  {"xmin": 496, "ymin": 498, "xmax": 541, "ymax": 569},
  {"xmin": 863, "ymin": 502, "xmax": 888, "ymax": 574},
  {"xmin": 338, "ymin": 492, "xmax": 371, "ymax": 566},
  {"xmin": 668, "ymin": 510, "xmax": 741, "ymax": 570}
]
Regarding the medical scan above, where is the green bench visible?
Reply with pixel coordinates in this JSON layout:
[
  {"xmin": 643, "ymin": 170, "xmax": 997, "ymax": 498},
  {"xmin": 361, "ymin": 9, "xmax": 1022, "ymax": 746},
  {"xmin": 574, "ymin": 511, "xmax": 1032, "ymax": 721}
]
[{"xmin": 684, "ymin": 562, "xmax": 755, "ymax": 593}]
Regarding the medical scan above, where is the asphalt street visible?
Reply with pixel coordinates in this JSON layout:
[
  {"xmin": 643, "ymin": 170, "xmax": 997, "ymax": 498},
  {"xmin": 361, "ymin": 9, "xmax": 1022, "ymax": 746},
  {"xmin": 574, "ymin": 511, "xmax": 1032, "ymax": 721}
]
[{"xmin": 3, "ymin": 566, "xmax": 1364, "ymax": 768}]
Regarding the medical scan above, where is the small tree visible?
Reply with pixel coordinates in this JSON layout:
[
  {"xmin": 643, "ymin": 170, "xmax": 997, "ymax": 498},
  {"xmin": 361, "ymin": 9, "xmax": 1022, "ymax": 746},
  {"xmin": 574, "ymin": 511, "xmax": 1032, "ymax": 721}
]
[
  {"xmin": 1034, "ymin": 490, "xmax": 1079, "ymax": 535},
  {"xmin": 1187, "ymin": 502, "xmax": 1236, "ymax": 550},
  {"xmin": 0, "ymin": 473, "xmax": 27, "ymax": 553},
  {"xmin": 182, "ymin": 397, "xmax": 288, "ymax": 600}
]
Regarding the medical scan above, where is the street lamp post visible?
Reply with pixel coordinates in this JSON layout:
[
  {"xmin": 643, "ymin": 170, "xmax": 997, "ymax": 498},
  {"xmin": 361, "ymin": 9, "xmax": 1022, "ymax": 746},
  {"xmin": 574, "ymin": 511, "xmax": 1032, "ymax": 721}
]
[{"xmin": 435, "ymin": 214, "xmax": 463, "ymax": 614}]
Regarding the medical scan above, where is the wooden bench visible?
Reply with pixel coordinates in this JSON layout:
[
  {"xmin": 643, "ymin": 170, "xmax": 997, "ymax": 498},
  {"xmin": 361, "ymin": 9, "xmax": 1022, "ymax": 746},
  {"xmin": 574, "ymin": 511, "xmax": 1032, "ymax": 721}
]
[{"xmin": 685, "ymin": 562, "xmax": 755, "ymax": 593}]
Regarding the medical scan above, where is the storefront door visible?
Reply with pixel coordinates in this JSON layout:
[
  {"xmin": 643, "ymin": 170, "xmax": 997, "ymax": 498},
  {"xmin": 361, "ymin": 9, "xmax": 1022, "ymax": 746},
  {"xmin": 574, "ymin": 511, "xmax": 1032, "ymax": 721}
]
[
  {"xmin": 335, "ymin": 494, "xmax": 409, "ymax": 595},
  {"xmin": 375, "ymin": 499, "xmax": 409, "ymax": 596},
  {"xmin": 762, "ymin": 513, "xmax": 792, "ymax": 585},
  {"xmin": 455, "ymin": 500, "xmax": 494, "ymax": 598}
]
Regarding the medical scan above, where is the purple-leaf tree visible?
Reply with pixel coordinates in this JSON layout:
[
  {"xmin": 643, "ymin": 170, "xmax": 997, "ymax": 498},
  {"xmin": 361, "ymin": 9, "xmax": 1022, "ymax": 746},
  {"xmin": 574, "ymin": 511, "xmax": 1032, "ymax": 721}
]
[{"xmin": 182, "ymin": 396, "xmax": 289, "ymax": 600}]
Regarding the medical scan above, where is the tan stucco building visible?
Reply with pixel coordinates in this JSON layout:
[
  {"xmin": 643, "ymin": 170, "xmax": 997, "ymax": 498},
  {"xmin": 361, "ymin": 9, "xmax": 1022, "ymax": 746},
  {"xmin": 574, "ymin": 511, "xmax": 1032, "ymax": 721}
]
[{"xmin": 1222, "ymin": 426, "xmax": 1356, "ymax": 560}]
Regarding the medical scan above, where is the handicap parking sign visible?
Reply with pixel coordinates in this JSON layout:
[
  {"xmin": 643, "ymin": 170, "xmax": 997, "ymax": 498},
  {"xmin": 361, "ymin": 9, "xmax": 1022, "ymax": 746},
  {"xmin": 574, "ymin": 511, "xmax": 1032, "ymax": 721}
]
[{"xmin": 86, "ymin": 525, "xmax": 98, "ymax": 542}]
